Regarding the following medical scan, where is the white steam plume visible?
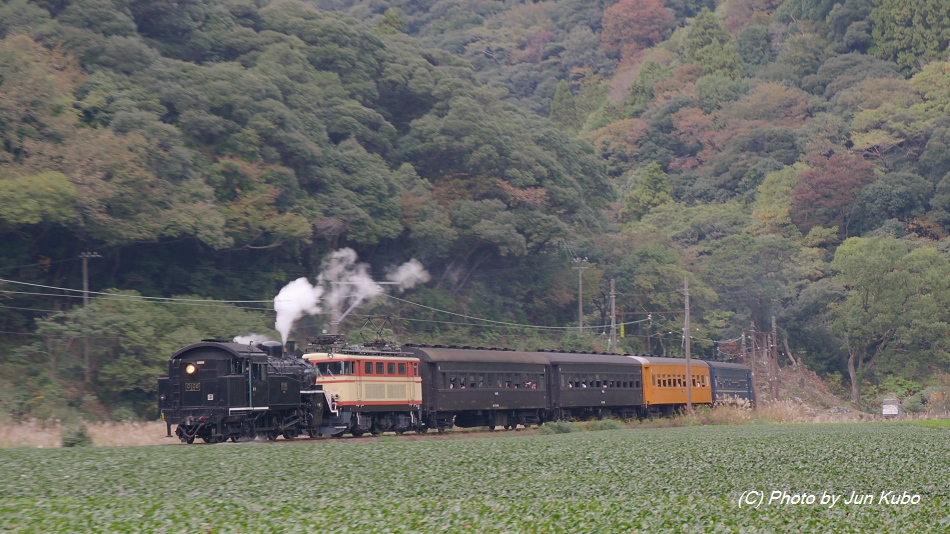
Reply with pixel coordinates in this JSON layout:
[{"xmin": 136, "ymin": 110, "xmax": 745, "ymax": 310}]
[
  {"xmin": 318, "ymin": 248, "xmax": 382, "ymax": 320},
  {"xmin": 233, "ymin": 334, "xmax": 273, "ymax": 345},
  {"xmin": 274, "ymin": 277, "xmax": 324, "ymax": 344},
  {"xmin": 386, "ymin": 259, "xmax": 431, "ymax": 290},
  {"xmin": 271, "ymin": 249, "xmax": 431, "ymax": 342}
]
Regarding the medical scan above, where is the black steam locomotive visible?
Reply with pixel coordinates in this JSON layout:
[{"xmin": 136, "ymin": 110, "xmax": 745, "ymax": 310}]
[
  {"xmin": 159, "ymin": 338, "xmax": 753, "ymax": 443},
  {"xmin": 157, "ymin": 340, "xmax": 329, "ymax": 443}
]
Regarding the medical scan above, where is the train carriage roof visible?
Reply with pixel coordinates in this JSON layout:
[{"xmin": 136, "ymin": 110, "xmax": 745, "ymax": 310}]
[
  {"xmin": 706, "ymin": 360, "xmax": 751, "ymax": 370},
  {"xmin": 626, "ymin": 355, "xmax": 709, "ymax": 367},
  {"xmin": 539, "ymin": 352, "xmax": 641, "ymax": 365},
  {"xmin": 171, "ymin": 341, "xmax": 267, "ymax": 360},
  {"xmin": 404, "ymin": 346, "xmax": 550, "ymax": 365}
]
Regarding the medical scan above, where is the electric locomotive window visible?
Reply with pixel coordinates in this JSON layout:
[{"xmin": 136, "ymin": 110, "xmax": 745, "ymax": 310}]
[
  {"xmin": 398, "ymin": 362, "xmax": 406, "ymax": 375},
  {"xmin": 376, "ymin": 362, "xmax": 384, "ymax": 374},
  {"xmin": 365, "ymin": 362, "xmax": 373, "ymax": 374},
  {"xmin": 387, "ymin": 362, "xmax": 396, "ymax": 375},
  {"xmin": 412, "ymin": 363, "xmax": 419, "ymax": 376}
]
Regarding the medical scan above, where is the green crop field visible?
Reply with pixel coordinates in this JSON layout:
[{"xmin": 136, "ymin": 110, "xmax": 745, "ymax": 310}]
[{"xmin": 1, "ymin": 423, "xmax": 947, "ymax": 533}]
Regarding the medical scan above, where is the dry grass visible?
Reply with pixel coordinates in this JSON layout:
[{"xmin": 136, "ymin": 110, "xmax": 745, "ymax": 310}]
[
  {"xmin": 3, "ymin": 400, "xmax": 948, "ymax": 449},
  {"xmin": 677, "ymin": 399, "xmax": 853, "ymax": 427},
  {"xmin": 0, "ymin": 419, "xmax": 172, "ymax": 448},
  {"xmin": 85, "ymin": 421, "xmax": 173, "ymax": 447},
  {"xmin": 0, "ymin": 418, "xmax": 63, "ymax": 448}
]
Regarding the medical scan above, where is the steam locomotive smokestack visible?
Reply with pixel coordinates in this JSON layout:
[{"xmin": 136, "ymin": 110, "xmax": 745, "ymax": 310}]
[
  {"xmin": 285, "ymin": 341, "xmax": 296, "ymax": 358},
  {"xmin": 259, "ymin": 340, "xmax": 283, "ymax": 358}
]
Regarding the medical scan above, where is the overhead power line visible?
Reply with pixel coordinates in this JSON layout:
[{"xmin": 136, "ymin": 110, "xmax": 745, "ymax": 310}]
[{"xmin": 0, "ymin": 278, "xmax": 273, "ymax": 303}]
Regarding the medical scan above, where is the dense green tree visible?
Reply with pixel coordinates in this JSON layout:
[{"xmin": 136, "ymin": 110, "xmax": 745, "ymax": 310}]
[
  {"xmin": 909, "ymin": 61, "xmax": 950, "ymax": 114},
  {"xmin": 58, "ymin": 0, "xmax": 137, "ymax": 37},
  {"xmin": 625, "ymin": 60, "xmax": 673, "ymax": 116},
  {"xmin": 830, "ymin": 237, "xmax": 950, "ymax": 403},
  {"xmin": 12, "ymin": 291, "xmax": 273, "ymax": 417},
  {"xmin": 919, "ymin": 126, "xmax": 950, "ymax": 182},
  {"xmin": 802, "ymin": 53, "xmax": 900, "ymax": 99},
  {"xmin": 853, "ymin": 172, "xmax": 932, "ymax": 233},
  {"xmin": 612, "ymin": 241, "xmax": 716, "ymax": 354},
  {"xmin": 702, "ymin": 233, "xmax": 800, "ymax": 330},
  {"xmin": 684, "ymin": 9, "xmax": 743, "ymax": 78},
  {"xmin": 871, "ymin": 0, "xmax": 950, "ymax": 72},
  {"xmin": 550, "ymin": 79, "xmax": 581, "ymax": 130},
  {"xmin": 693, "ymin": 74, "xmax": 747, "ymax": 112},
  {"xmin": 375, "ymin": 8, "xmax": 404, "ymax": 34},
  {"xmin": 779, "ymin": 278, "xmax": 848, "ymax": 376},
  {"xmin": 620, "ymin": 162, "xmax": 673, "ymax": 222},
  {"xmin": 0, "ymin": 172, "xmax": 77, "ymax": 228},
  {"xmin": 735, "ymin": 24, "xmax": 772, "ymax": 75},
  {"xmin": 750, "ymin": 164, "xmax": 807, "ymax": 238}
]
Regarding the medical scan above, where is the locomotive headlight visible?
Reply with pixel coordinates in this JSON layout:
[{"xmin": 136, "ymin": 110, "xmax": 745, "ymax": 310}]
[{"xmin": 185, "ymin": 363, "xmax": 198, "ymax": 375}]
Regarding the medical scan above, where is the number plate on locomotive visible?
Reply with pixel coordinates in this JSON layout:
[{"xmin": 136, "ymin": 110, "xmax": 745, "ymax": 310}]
[{"xmin": 185, "ymin": 382, "xmax": 200, "ymax": 391}]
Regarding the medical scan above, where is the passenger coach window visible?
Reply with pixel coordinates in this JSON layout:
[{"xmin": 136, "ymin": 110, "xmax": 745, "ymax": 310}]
[{"xmin": 365, "ymin": 362, "xmax": 373, "ymax": 374}]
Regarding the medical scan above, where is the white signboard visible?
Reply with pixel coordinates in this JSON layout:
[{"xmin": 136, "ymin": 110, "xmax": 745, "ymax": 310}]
[{"xmin": 882, "ymin": 399, "xmax": 899, "ymax": 416}]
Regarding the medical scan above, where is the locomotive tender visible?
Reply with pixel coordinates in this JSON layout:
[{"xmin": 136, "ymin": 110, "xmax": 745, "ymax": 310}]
[{"xmin": 159, "ymin": 338, "xmax": 753, "ymax": 443}]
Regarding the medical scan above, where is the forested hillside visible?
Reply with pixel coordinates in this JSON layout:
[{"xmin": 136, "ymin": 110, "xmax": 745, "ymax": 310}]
[{"xmin": 2, "ymin": 0, "xmax": 950, "ymax": 419}]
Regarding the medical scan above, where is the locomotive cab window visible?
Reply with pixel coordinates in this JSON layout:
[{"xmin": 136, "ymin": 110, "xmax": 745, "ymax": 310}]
[
  {"xmin": 252, "ymin": 363, "xmax": 265, "ymax": 381},
  {"xmin": 376, "ymin": 362, "xmax": 384, "ymax": 375},
  {"xmin": 387, "ymin": 362, "xmax": 396, "ymax": 375},
  {"xmin": 365, "ymin": 361, "xmax": 373, "ymax": 375},
  {"xmin": 398, "ymin": 362, "xmax": 406, "ymax": 375},
  {"xmin": 316, "ymin": 361, "xmax": 353, "ymax": 376}
]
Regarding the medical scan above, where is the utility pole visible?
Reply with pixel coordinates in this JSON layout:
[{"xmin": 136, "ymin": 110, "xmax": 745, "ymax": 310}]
[
  {"xmin": 742, "ymin": 330, "xmax": 758, "ymax": 409},
  {"xmin": 771, "ymin": 316, "xmax": 779, "ymax": 400},
  {"xmin": 80, "ymin": 251, "xmax": 100, "ymax": 384},
  {"xmin": 608, "ymin": 278, "xmax": 617, "ymax": 353},
  {"xmin": 571, "ymin": 258, "xmax": 589, "ymax": 333},
  {"xmin": 684, "ymin": 277, "xmax": 692, "ymax": 414}
]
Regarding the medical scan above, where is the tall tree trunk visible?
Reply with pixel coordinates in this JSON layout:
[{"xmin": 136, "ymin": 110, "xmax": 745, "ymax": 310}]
[
  {"xmin": 782, "ymin": 336, "xmax": 798, "ymax": 366},
  {"xmin": 847, "ymin": 342, "xmax": 861, "ymax": 404}
]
